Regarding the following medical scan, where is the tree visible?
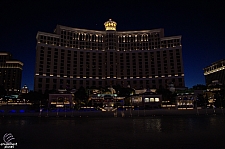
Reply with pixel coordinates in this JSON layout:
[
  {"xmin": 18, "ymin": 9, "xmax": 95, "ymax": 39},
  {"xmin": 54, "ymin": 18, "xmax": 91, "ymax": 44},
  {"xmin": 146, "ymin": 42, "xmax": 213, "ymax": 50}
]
[
  {"xmin": 20, "ymin": 91, "xmax": 44, "ymax": 111},
  {"xmin": 112, "ymin": 84, "xmax": 122, "ymax": 94},
  {"xmin": 21, "ymin": 91, "xmax": 43, "ymax": 103},
  {"xmin": 196, "ymin": 93, "xmax": 206, "ymax": 107},
  {"xmin": 114, "ymin": 87, "xmax": 134, "ymax": 97},
  {"xmin": 156, "ymin": 88, "xmax": 173, "ymax": 101},
  {"xmin": 124, "ymin": 96, "xmax": 131, "ymax": 106},
  {"xmin": 192, "ymin": 84, "xmax": 207, "ymax": 90},
  {"xmin": 75, "ymin": 86, "xmax": 88, "ymax": 105}
]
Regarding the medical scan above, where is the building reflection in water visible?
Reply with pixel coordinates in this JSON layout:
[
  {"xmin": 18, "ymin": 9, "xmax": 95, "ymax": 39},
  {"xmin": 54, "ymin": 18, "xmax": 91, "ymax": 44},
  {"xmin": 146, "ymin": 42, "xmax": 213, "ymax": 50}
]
[{"xmin": 132, "ymin": 118, "xmax": 162, "ymax": 135}]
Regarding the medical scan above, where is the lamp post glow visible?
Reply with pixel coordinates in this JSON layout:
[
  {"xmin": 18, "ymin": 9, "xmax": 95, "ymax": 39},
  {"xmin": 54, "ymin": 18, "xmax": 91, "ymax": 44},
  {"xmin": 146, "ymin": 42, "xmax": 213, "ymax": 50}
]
[
  {"xmin": 46, "ymin": 99, "xmax": 49, "ymax": 117},
  {"xmin": 64, "ymin": 100, "xmax": 66, "ymax": 117},
  {"xmin": 195, "ymin": 98, "xmax": 199, "ymax": 115},
  {"xmin": 130, "ymin": 97, "xmax": 132, "ymax": 117},
  {"xmin": 56, "ymin": 98, "xmax": 59, "ymax": 117},
  {"xmin": 39, "ymin": 100, "xmax": 42, "ymax": 117},
  {"xmin": 71, "ymin": 104, "xmax": 74, "ymax": 117}
]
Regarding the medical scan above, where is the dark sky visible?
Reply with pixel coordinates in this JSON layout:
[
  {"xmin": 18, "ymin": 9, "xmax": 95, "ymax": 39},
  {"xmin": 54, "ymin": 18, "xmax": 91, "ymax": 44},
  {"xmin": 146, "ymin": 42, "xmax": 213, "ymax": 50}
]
[{"xmin": 1, "ymin": 0, "xmax": 224, "ymax": 90}]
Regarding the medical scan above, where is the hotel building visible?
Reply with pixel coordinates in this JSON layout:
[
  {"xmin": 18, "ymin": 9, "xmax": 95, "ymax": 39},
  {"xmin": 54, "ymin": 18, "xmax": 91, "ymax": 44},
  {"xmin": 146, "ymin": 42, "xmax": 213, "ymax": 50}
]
[
  {"xmin": 0, "ymin": 52, "xmax": 23, "ymax": 94},
  {"xmin": 34, "ymin": 19, "xmax": 185, "ymax": 93},
  {"xmin": 204, "ymin": 59, "xmax": 225, "ymax": 85}
]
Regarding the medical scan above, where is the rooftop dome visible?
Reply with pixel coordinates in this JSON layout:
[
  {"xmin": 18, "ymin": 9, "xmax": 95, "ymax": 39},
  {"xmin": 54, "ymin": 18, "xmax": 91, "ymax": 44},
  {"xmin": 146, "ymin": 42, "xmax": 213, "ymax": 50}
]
[{"xmin": 104, "ymin": 19, "xmax": 117, "ymax": 31}]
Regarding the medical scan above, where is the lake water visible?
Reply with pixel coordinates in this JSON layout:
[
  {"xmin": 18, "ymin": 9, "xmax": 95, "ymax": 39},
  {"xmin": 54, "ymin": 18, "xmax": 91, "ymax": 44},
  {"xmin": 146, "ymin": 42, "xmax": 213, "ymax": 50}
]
[{"xmin": 0, "ymin": 115, "xmax": 225, "ymax": 149}]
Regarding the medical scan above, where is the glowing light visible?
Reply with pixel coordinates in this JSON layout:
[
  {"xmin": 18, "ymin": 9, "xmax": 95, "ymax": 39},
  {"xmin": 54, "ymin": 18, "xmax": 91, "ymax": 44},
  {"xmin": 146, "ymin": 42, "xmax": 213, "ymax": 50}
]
[
  {"xmin": 155, "ymin": 98, "xmax": 159, "ymax": 102},
  {"xmin": 104, "ymin": 19, "xmax": 117, "ymax": 31}
]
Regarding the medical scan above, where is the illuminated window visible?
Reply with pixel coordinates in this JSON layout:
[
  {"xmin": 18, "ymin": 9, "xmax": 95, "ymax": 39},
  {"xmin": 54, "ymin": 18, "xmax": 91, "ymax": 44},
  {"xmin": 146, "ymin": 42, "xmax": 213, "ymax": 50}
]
[
  {"xmin": 144, "ymin": 98, "xmax": 149, "ymax": 102},
  {"xmin": 155, "ymin": 98, "xmax": 159, "ymax": 102},
  {"xmin": 150, "ymin": 98, "xmax": 154, "ymax": 102}
]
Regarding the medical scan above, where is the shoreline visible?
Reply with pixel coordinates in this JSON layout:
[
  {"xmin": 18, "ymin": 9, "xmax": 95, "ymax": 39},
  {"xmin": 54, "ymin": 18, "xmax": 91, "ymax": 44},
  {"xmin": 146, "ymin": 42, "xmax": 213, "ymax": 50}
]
[{"xmin": 1, "ymin": 109, "xmax": 224, "ymax": 118}]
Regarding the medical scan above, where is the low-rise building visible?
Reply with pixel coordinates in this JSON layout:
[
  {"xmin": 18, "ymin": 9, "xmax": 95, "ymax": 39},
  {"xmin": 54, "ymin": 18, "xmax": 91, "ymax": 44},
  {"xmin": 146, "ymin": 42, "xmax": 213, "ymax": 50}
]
[
  {"xmin": 131, "ymin": 92, "xmax": 162, "ymax": 109},
  {"xmin": 48, "ymin": 89, "xmax": 75, "ymax": 109},
  {"xmin": 176, "ymin": 92, "xmax": 195, "ymax": 109}
]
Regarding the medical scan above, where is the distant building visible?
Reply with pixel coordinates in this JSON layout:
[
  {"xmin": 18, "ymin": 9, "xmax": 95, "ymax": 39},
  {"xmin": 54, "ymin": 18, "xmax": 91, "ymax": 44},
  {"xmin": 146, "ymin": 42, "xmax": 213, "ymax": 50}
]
[
  {"xmin": 0, "ymin": 52, "xmax": 23, "ymax": 94},
  {"xmin": 204, "ymin": 59, "xmax": 225, "ymax": 86},
  {"xmin": 21, "ymin": 84, "xmax": 29, "ymax": 94},
  {"xmin": 35, "ymin": 19, "xmax": 185, "ymax": 93}
]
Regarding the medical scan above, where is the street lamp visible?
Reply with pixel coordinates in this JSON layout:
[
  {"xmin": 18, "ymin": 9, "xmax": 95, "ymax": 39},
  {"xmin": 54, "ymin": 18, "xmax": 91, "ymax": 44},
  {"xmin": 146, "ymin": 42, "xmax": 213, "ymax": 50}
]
[
  {"xmin": 219, "ymin": 94, "xmax": 224, "ymax": 115},
  {"xmin": 71, "ymin": 104, "xmax": 74, "ymax": 117},
  {"xmin": 129, "ymin": 97, "xmax": 132, "ymax": 117},
  {"xmin": 39, "ymin": 100, "xmax": 42, "ymax": 117},
  {"xmin": 64, "ymin": 98, "xmax": 67, "ymax": 117},
  {"xmin": 195, "ymin": 97, "xmax": 199, "ymax": 115},
  {"xmin": 56, "ymin": 98, "xmax": 59, "ymax": 117},
  {"xmin": 143, "ymin": 94, "xmax": 146, "ymax": 116},
  {"xmin": 46, "ymin": 99, "xmax": 49, "ymax": 117}
]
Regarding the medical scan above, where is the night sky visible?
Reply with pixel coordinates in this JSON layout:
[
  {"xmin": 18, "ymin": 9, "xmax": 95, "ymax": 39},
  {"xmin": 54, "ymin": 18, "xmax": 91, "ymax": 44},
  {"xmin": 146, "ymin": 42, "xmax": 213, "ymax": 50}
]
[{"xmin": 1, "ymin": 0, "xmax": 224, "ymax": 90}]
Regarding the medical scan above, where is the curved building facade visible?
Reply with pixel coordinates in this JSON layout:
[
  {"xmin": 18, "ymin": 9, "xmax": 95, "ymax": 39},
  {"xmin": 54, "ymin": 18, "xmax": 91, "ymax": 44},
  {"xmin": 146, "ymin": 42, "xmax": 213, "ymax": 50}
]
[
  {"xmin": 34, "ymin": 19, "xmax": 185, "ymax": 93},
  {"xmin": 204, "ymin": 59, "xmax": 225, "ymax": 85}
]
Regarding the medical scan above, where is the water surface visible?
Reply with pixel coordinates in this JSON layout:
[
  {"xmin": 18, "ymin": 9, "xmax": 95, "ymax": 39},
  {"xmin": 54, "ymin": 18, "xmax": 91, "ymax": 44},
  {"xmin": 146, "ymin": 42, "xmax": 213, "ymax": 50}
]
[{"xmin": 0, "ymin": 115, "xmax": 224, "ymax": 149}]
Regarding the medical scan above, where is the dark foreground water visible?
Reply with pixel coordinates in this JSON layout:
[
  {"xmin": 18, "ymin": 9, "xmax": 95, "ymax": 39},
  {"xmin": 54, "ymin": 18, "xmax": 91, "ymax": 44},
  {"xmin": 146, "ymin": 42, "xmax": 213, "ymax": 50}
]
[{"xmin": 0, "ymin": 115, "xmax": 225, "ymax": 149}]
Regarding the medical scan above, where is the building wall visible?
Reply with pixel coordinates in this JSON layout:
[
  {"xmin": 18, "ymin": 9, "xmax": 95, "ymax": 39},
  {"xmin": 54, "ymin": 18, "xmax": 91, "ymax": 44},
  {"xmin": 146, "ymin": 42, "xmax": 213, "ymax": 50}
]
[{"xmin": 34, "ymin": 21, "xmax": 185, "ymax": 93}]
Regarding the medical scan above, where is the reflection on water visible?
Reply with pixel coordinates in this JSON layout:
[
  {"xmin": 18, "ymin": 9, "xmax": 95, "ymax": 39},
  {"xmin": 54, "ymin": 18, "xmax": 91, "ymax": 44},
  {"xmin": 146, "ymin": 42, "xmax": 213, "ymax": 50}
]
[
  {"xmin": 132, "ymin": 118, "xmax": 162, "ymax": 134},
  {"xmin": 0, "ymin": 116, "xmax": 225, "ymax": 149}
]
